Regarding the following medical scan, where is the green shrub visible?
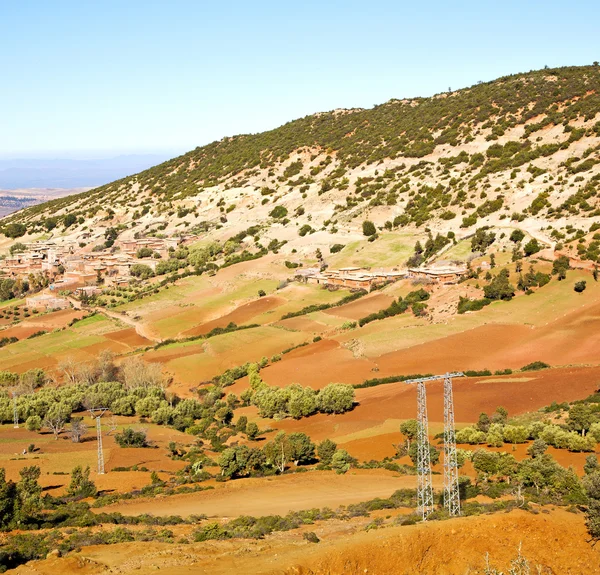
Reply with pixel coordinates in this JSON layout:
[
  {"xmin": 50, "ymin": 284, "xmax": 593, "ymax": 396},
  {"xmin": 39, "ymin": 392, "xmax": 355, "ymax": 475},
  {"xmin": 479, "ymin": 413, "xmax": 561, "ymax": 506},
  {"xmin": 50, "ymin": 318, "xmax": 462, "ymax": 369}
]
[{"xmin": 115, "ymin": 428, "xmax": 148, "ymax": 448}]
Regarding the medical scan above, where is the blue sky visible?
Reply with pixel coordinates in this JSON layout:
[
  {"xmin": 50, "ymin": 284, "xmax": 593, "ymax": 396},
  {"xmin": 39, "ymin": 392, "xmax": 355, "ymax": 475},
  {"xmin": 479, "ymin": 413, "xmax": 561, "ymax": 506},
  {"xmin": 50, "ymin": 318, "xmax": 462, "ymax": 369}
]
[{"xmin": 1, "ymin": 0, "xmax": 599, "ymax": 159}]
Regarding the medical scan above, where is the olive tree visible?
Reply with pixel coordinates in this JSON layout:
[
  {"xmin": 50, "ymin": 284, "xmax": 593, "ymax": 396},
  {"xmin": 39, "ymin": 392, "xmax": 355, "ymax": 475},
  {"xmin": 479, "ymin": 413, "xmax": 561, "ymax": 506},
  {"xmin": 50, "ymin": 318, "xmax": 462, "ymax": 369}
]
[{"xmin": 316, "ymin": 384, "xmax": 355, "ymax": 414}]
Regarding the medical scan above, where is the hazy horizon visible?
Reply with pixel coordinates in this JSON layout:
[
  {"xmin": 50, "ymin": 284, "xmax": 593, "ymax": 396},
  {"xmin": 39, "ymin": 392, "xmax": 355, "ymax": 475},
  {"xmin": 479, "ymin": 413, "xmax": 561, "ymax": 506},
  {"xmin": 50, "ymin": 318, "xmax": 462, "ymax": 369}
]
[{"xmin": 2, "ymin": 0, "xmax": 599, "ymax": 158}]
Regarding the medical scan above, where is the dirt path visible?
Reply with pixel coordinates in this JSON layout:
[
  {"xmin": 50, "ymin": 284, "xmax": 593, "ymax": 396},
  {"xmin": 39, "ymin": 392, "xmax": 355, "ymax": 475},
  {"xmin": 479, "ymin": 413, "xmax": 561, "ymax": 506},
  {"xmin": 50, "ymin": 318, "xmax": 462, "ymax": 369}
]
[{"xmin": 97, "ymin": 470, "xmax": 440, "ymax": 519}]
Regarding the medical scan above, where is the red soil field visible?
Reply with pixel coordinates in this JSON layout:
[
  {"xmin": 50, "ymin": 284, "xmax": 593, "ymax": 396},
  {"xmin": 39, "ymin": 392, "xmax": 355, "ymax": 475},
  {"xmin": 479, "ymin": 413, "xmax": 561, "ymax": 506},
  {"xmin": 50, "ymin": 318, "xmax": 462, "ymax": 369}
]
[
  {"xmin": 182, "ymin": 295, "xmax": 285, "ymax": 337},
  {"xmin": 0, "ymin": 325, "xmax": 45, "ymax": 339},
  {"xmin": 0, "ymin": 309, "xmax": 84, "ymax": 341},
  {"xmin": 104, "ymin": 327, "xmax": 152, "ymax": 347},
  {"xmin": 99, "ymin": 469, "xmax": 441, "ymax": 519},
  {"xmin": 244, "ymin": 338, "xmax": 376, "ymax": 391},
  {"xmin": 324, "ymin": 292, "xmax": 395, "ymax": 320},
  {"xmin": 271, "ymin": 367, "xmax": 600, "ymax": 454},
  {"xmin": 376, "ymin": 300, "xmax": 600, "ymax": 375}
]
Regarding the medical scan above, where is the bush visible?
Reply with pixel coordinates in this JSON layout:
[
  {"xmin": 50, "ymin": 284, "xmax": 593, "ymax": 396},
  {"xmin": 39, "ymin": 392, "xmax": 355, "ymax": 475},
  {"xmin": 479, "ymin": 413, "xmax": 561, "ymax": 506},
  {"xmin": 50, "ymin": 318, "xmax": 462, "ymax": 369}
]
[
  {"xmin": 331, "ymin": 449, "xmax": 354, "ymax": 474},
  {"xmin": 521, "ymin": 361, "xmax": 550, "ymax": 372},
  {"xmin": 510, "ymin": 229, "xmax": 525, "ymax": 243},
  {"xmin": 115, "ymin": 428, "xmax": 148, "ymax": 448},
  {"xmin": 329, "ymin": 244, "xmax": 345, "ymax": 253},
  {"xmin": 269, "ymin": 206, "xmax": 288, "ymax": 219},
  {"xmin": 457, "ymin": 297, "xmax": 491, "ymax": 314},
  {"xmin": 25, "ymin": 415, "xmax": 42, "ymax": 432},
  {"xmin": 483, "ymin": 269, "xmax": 515, "ymax": 301},
  {"xmin": 574, "ymin": 280, "xmax": 587, "ymax": 293},
  {"xmin": 316, "ymin": 384, "xmax": 355, "ymax": 414},
  {"xmin": 298, "ymin": 225, "xmax": 313, "ymax": 237},
  {"xmin": 130, "ymin": 264, "xmax": 154, "ymax": 280},
  {"xmin": 362, "ymin": 220, "xmax": 376, "ymax": 236},
  {"xmin": 523, "ymin": 238, "xmax": 541, "ymax": 256}
]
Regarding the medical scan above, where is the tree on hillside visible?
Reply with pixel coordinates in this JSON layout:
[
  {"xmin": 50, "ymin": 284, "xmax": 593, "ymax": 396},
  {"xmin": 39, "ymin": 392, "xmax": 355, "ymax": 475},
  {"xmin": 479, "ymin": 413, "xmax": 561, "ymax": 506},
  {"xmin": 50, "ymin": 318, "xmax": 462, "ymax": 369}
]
[
  {"xmin": 471, "ymin": 227, "xmax": 496, "ymax": 253},
  {"xmin": 3, "ymin": 223, "xmax": 27, "ymax": 239},
  {"xmin": 316, "ymin": 384, "xmax": 355, "ymax": 414},
  {"xmin": 483, "ymin": 269, "xmax": 515, "ymax": 300},
  {"xmin": 121, "ymin": 357, "xmax": 164, "ymax": 389},
  {"xmin": 584, "ymin": 471, "xmax": 600, "ymax": 543},
  {"xmin": 523, "ymin": 238, "xmax": 541, "ymax": 256},
  {"xmin": 510, "ymin": 229, "xmax": 525, "ymax": 243},
  {"xmin": 399, "ymin": 419, "xmax": 418, "ymax": 452},
  {"xmin": 219, "ymin": 445, "xmax": 255, "ymax": 479},
  {"xmin": 67, "ymin": 465, "xmax": 97, "ymax": 498},
  {"xmin": 115, "ymin": 427, "xmax": 148, "ymax": 448},
  {"xmin": 0, "ymin": 469, "xmax": 17, "ymax": 528},
  {"xmin": 584, "ymin": 455, "xmax": 599, "ymax": 476},
  {"xmin": 552, "ymin": 255, "xmax": 570, "ymax": 280},
  {"xmin": 43, "ymin": 405, "xmax": 69, "ymax": 440},
  {"xmin": 362, "ymin": 220, "xmax": 376, "ymax": 236},
  {"xmin": 69, "ymin": 417, "xmax": 87, "ymax": 443},
  {"xmin": 246, "ymin": 421, "xmax": 260, "ymax": 440},
  {"xmin": 130, "ymin": 263, "xmax": 154, "ymax": 279},
  {"xmin": 567, "ymin": 404, "xmax": 593, "ymax": 436},
  {"xmin": 14, "ymin": 466, "xmax": 42, "ymax": 524},
  {"xmin": 9, "ymin": 242, "xmax": 26, "ymax": 255},
  {"xmin": 331, "ymin": 449, "xmax": 355, "ymax": 474},
  {"xmin": 317, "ymin": 439, "xmax": 337, "ymax": 465},
  {"xmin": 409, "ymin": 441, "xmax": 440, "ymax": 467}
]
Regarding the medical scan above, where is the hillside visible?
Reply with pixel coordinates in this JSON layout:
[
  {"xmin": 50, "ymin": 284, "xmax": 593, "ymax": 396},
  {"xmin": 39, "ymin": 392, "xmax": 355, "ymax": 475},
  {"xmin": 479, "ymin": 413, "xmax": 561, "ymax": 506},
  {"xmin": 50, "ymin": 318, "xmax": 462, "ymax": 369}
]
[
  {"xmin": 1, "ymin": 64, "xmax": 600, "ymax": 574},
  {"xmin": 2, "ymin": 64, "xmax": 600, "ymax": 257}
]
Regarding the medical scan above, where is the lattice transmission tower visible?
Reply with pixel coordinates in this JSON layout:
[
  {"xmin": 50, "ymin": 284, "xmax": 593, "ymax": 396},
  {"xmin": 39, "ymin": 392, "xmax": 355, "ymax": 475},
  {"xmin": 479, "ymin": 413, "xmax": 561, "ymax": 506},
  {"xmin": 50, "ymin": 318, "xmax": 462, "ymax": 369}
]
[
  {"xmin": 88, "ymin": 407, "xmax": 108, "ymax": 474},
  {"xmin": 12, "ymin": 391, "xmax": 19, "ymax": 429},
  {"xmin": 416, "ymin": 381, "xmax": 434, "ymax": 519},
  {"xmin": 406, "ymin": 372, "xmax": 463, "ymax": 520},
  {"xmin": 443, "ymin": 373, "xmax": 461, "ymax": 516}
]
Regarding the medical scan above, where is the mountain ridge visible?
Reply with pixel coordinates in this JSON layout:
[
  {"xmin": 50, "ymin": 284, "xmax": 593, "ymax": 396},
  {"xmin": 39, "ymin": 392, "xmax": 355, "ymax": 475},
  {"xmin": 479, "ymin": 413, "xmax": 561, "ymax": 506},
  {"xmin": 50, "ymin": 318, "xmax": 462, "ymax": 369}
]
[{"xmin": 2, "ymin": 64, "xmax": 600, "ymax": 259}]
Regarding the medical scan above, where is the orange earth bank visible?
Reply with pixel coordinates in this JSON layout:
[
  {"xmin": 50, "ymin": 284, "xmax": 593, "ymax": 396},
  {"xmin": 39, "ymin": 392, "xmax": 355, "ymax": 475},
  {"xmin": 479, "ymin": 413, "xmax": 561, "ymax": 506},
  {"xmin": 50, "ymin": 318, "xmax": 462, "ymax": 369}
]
[{"xmin": 8, "ymin": 508, "xmax": 599, "ymax": 575}]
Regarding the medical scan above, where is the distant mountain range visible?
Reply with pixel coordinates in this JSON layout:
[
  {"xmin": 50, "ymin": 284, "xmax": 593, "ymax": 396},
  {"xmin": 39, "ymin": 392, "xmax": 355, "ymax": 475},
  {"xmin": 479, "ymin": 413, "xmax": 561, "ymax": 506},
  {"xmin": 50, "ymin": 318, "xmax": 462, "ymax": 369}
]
[{"xmin": 0, "ymin": 154, "xmax": 173, "ymax": 189}]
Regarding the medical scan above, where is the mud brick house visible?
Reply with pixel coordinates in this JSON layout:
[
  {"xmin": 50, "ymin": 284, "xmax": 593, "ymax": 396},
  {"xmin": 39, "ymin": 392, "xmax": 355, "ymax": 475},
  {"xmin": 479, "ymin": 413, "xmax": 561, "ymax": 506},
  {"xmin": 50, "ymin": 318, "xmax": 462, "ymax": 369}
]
[
  {"xmin": 304, "ymin": 266, "xmax": 406, "ymax": 291},
  {"xmin": 26, "ymin": 294, "xmax": 70, "ymax": 311},
  {"xmin": 407, "ymin": 265, "xmax": 467, "ymax": 284}
]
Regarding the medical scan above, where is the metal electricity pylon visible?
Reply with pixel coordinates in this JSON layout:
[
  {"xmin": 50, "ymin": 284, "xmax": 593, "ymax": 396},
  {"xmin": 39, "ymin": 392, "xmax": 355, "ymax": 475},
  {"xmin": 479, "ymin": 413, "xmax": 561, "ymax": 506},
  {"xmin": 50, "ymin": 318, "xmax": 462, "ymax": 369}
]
[
  {"xmin": 88, "ymin": 407, "xmax": 108, "ymax": 474},
  {"xmin": 12, "ymin": 391, "xmax": 19, "ymax": 429},
  {"xmin": 443, "ymin": 373, "xmax": 461, "ymax": 516},
  {"xmin": 405, "ymin": 372, "xmax": 464, "ymax": 520},
  {"xmin": 416, "ymin": 381, "xmax": 434, "ymax": 519}
]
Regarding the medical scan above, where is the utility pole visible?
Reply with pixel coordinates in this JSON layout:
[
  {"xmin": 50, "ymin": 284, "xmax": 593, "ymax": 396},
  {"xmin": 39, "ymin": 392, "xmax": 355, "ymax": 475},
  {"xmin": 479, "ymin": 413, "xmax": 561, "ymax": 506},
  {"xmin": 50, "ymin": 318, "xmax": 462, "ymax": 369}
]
[
  {"xmin": 88, "ymin": 407, "xmax": 108, "ymax": 474},
  {"xmin": 406, "ymin": 372, "xmax": 464, "ymax": 520}
]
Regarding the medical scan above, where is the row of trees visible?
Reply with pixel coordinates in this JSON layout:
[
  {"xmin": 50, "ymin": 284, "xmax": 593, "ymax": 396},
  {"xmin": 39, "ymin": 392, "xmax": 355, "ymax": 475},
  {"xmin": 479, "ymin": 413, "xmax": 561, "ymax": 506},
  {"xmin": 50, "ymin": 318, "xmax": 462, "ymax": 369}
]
[
  {"xmin": 218, "ymin": 433, "xmax": 353, "ymax": 478},
  {"xmin": 243, "ymin": 374, "xmax": 355, "ymax": 420},
  {"xmin": 454, "ymin": 405, "xmax": 600, "ymax": 453}
]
